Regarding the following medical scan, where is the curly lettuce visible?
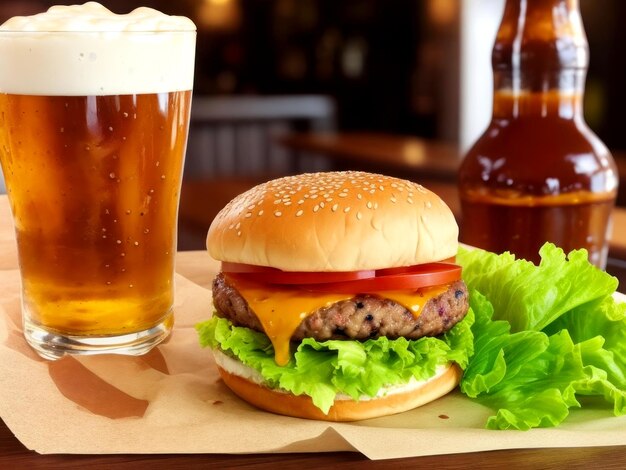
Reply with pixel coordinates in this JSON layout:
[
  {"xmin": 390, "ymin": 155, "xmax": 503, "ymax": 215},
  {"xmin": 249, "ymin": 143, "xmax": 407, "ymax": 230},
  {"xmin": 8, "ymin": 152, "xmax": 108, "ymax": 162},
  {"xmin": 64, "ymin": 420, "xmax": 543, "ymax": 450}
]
[
  {"xmin": 197, "ymin": 308, "xmax": 474, "ymax": 414},
  {"xmin": 458, "ymin": 243, "xmax": 626, "ymax": 430}
]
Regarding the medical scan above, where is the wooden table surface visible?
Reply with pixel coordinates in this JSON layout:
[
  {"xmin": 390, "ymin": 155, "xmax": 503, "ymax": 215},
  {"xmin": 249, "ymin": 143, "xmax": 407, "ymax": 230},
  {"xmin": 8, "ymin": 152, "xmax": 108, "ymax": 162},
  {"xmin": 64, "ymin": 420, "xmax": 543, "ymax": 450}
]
[
  {"xmin": 2, "ymin": 191, "xmax": 626, "ymax": 468},
  {"xmin": 281, "ymin": 132, "xmax": 461, "ymax": 181}
]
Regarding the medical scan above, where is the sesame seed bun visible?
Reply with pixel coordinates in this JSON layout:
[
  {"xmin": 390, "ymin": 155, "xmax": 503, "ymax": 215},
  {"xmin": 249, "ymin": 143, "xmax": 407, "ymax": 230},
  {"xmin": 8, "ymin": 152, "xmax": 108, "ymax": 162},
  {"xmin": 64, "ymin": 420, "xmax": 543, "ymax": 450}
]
[{"xmin": 206, "ymin": 171, "xmax": 458, "ymax": 271}]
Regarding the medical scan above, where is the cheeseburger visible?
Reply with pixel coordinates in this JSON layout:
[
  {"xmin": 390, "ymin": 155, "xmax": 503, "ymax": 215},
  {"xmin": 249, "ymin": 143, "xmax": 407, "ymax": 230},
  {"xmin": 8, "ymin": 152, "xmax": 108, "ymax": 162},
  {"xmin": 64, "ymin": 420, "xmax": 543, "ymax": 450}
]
[{"xmin": 197, "ymin": 171, "xmax": 472, "ymax": 421}]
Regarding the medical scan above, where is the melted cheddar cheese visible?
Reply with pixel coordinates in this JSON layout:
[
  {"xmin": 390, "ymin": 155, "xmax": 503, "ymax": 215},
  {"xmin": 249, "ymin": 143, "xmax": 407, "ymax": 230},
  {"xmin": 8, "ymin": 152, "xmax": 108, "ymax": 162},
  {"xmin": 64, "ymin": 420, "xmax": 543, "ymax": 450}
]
[{"xmin": 225, "ymin": 274, "xmax": 449, "ymax": 366}]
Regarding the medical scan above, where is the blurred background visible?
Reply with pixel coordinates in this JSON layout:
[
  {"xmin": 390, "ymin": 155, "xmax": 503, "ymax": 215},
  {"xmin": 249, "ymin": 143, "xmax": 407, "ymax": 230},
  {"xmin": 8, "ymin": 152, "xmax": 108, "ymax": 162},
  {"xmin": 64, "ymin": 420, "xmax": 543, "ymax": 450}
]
[{"xmin": 1, "ymin": 0, "xmax": 626, "ymax": 253}]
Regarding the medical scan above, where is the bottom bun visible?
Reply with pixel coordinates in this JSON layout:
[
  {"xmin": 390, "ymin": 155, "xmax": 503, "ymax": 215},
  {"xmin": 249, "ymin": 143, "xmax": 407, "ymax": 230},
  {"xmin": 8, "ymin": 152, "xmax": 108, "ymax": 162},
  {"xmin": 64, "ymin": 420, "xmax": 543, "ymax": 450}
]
[{"xmin": 213, "ymin": 350, "xmax": 462, "ymax": 421}]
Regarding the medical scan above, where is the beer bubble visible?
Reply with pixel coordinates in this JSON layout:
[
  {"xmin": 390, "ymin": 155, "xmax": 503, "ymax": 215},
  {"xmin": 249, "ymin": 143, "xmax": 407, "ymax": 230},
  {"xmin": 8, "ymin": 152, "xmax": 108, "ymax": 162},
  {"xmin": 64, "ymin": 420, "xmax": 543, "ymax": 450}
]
[
  {"xmin": 125, "ymin": 209, "xmax": 131, "ymax": 215},
  {"xmin": 134, "ymin": 241, "xmax": 139, "ymax": 246},
  {"xmin": 116, "ymin": 240, "xmax": 122, "ymax": 244},
  {"xmin": 144, "ymin": 229, "xmax": 150, "ymax": 234},
  {"xmin": 59, "ymin": 127, "xmax": 64, "ymax": 133},
  {"xmin": 106, "ymin": 281, "xmax": 111, "ymax": 285},
  {"xmin": 156, "ymin": 161, "xmax": 160, "ymax": 167},
  {"xmin": 121, "ymin": 253, "xmax": 126, "ymax": 257},
  {"xmin": 129, "ymin": 284, "xmax": 133, "ymax": 288},
  {"xmin": 123, "ymin": 112, "xmax": 129, "ymax": 118},
  {"xmin": 109, "ymin": 172, "xmax": 116, "ymax": 179},
  {"xmin": 108, "ymin": 126, "xmax": 113, "ymax": 131}
]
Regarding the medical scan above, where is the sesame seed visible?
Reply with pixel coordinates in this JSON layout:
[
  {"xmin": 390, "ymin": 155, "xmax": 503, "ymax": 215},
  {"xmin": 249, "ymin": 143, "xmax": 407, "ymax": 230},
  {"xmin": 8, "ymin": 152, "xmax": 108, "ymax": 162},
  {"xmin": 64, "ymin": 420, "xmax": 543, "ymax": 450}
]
[
  {"xmin": 407, "ymin": 198, "xmax": 414, "ymax": 204},
  {"xmin": 374, "ymin": 202, "xmax": 379, "ymax": 209},
  {"xmin": 390, "ymin": 197, "xmax": 397, "ymax": 204},
  {"xmin": 319, "ymin": 202, "xmax": 325, "ymax": 208},
  {"xmin": 313, "ymin": 205, "xmax": 320, "ymax": 212},
  {"xmin": 357, "ymin": 194, "xmax": 363, "ymax": 200},
  {"xmin": 356, "ymin": 211, "xmax": 363, "ymax": 220},
  {"xmin": 228, "ymin": 224, "xmax": 235, "ymax": 229},
  {"xmin": 235, "ymin": 222, "xmax": 241, "ymax": 229},
  {"xmin": 332, "ymin": 204, "xmax": 339, "ymax": 212},
  {"xmin": 296, "ymin": 210, "xmax": 303, "ymax": 217},
  {"xmin": 237, "ymin": 231, "xmax": 242, "ymax": 237},
  {"xmin": 426, "ymin": 201, "xmax": 432, "ymax": 208},
  {"xmin": 310, "ymin": 194, "xmax": 318, "ymax": 199},
  {"xmin": 245, "ymin": 212, "xmax": 252, "ymax": 218},
  {"xmin": 258, "ymin": 210, "xmax": 264, "ymax": 216},
  {"xmin": 284, "ymin": 201, "xmax": 292, "ymax": 206},
  {"xmin": 248, "ymin": 204, "xmax": 256, "ymax": 210},
  {"xmin": 344, "ymin": 207, "xmax": 351, "ymax": 213},
  {"xmin": 274, "ymin": 211, "xmax": 282, "ymax": 217},
  {"xmin": 367, "ymin": 201, "xmax": 373, "ymax": 209},
  {"xmin": 370, "ymin": 189, "xmax": 376, "ymax": 194},
  {"xmin": 338, "ymin": 193, "xmax": 347, "ymax": 198},
  {"xmin": 298, "ymin": 199, "xmax": 304, "ymax": 204}
]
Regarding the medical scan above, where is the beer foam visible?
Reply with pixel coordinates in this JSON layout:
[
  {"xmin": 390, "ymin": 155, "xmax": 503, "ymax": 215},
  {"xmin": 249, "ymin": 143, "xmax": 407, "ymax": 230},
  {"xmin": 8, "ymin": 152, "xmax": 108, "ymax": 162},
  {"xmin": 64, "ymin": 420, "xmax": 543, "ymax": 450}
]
[{"xmin": 0, "ymin": 2, "xmax": 196, "ymax": 95}]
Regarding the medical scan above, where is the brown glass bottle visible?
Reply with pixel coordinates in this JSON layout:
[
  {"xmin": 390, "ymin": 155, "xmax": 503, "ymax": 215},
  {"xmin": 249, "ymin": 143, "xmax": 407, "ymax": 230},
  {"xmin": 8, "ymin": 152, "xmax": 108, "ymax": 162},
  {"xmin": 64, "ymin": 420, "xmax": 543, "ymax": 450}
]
[{"xmin": 458, "ymin": 0, "xmax": 618, "ymax": 267}]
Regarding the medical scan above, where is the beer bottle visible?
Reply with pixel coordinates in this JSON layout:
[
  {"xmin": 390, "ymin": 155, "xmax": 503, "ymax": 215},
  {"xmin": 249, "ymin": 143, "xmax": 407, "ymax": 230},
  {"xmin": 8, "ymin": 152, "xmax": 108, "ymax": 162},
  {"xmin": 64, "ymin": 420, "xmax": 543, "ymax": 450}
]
[{"xmin": 458, "ymin": 0, "xmax": 618, "ymax": 268}]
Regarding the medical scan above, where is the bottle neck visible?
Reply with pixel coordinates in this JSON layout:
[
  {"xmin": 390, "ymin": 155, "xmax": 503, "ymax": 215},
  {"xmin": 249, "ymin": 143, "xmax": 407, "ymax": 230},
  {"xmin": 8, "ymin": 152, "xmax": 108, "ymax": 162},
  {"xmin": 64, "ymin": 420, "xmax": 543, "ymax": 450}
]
[
  {"xmin": 491, "ymin": 0, "xmax": 588, "ymax": 120},
  {"xmin": 492, "ymin": 68, "xmax": 586, "ymax": 119}
]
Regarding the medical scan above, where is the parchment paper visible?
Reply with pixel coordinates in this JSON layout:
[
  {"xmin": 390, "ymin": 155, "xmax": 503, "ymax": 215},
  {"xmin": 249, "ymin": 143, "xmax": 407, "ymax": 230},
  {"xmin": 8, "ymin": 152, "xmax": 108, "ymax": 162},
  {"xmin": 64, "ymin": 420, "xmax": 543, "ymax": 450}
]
[{"xmin": 1, "ymin": 266, "xmax": 625, "ymax": 460}]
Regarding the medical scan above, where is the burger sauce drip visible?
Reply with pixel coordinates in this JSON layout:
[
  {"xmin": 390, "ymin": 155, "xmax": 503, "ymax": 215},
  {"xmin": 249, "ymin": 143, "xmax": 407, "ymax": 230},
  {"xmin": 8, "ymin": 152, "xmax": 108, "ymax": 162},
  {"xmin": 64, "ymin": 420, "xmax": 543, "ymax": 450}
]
[{"xmin": 458, "ymin": 0, "xmax": 618, "ymax": 268}]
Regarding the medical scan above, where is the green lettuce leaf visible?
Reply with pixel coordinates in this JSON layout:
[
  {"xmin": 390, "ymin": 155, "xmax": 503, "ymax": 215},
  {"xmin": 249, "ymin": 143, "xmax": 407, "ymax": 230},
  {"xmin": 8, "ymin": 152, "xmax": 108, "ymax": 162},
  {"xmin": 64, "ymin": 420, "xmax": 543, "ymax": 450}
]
[
  {"xmin": 458, "ymin": 243, "xmax": 626, "ymax": 430},
  {"xmin": 197, "ymin": 309, "xmax": 475, "ymax": 414}
]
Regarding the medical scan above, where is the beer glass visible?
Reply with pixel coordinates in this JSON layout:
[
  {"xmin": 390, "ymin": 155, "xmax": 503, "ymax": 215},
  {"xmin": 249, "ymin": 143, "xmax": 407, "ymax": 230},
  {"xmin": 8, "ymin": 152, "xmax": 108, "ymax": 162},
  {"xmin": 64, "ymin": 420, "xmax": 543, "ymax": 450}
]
[{"xmin": 0, "ymin": 9, "xmax": 196, "ymax": 359}]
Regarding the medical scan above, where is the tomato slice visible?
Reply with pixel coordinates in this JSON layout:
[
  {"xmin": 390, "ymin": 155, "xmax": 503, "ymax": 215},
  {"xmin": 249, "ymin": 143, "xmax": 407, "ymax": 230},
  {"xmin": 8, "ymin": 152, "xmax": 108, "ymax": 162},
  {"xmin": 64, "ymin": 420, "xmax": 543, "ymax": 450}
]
[
  {"xmin": 301, "ymin": 263, "xmax": 462, "ymax": 293},
  {"xmin": 221, "ymin": 262, "xmax": 376, "ymax": 284},
  {"xmin": 221, "ymin": 261, "xmax": 461, "ymax": 291}
]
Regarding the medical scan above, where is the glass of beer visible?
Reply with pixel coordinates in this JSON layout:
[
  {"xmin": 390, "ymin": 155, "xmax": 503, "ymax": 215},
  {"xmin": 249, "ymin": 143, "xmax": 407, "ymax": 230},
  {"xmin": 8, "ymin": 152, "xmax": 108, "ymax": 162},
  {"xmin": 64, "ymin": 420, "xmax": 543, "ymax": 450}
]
[{"xmin": 0, "ymin": 4, "xmax": 196, "ymax": 359}]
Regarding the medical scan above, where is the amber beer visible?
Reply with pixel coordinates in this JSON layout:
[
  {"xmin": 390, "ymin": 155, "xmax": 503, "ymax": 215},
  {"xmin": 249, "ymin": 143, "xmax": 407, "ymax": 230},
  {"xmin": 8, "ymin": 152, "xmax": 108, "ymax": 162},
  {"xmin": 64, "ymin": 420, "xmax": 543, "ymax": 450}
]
[
  {"xmin": 0, "ymin": 4, "xmax": 196, "ymax": 359},
  {"xmin": 458, "ymin": 0, "xmax": 618, "ymax": 267}
]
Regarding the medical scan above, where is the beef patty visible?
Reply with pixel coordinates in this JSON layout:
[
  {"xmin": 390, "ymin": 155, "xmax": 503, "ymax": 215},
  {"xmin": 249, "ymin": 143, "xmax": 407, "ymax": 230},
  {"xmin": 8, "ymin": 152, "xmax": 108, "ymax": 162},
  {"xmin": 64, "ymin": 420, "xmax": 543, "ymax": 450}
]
[{"xmin": 212, "ymin": 273, "xmax": 469, "ymax": 341}]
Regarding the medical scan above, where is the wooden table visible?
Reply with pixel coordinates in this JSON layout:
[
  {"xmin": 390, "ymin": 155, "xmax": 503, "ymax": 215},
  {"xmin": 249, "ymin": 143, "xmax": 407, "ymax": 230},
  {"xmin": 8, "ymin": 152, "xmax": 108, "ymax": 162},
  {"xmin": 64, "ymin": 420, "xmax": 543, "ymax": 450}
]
[
  {"xmin": 1, "ymin": 194, "xmax": 626, "ymax": 467},
  {"xmin": 281, "ymin": 132, "xmax": 460, "ymax": 181}
]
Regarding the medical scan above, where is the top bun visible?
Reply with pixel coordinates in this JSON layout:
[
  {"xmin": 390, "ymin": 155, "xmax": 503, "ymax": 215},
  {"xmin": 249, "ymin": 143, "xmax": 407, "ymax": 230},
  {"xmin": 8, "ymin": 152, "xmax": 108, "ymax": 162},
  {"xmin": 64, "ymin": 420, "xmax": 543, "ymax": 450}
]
[{"xmin": 207, "ymin": 171, "xmax": 458, "ymax": 272}]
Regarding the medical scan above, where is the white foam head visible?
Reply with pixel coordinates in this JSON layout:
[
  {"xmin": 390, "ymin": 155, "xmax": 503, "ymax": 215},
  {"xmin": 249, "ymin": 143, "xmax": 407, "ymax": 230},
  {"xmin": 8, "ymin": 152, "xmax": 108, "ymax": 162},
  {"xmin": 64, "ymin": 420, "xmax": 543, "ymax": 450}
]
[{"xmin": 0, "ymin": 2, "xmax": 196, "ymax": 95}]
